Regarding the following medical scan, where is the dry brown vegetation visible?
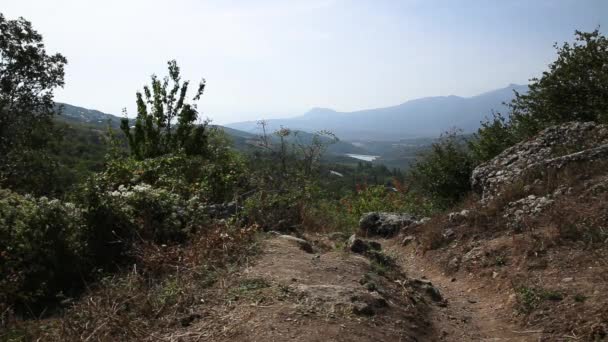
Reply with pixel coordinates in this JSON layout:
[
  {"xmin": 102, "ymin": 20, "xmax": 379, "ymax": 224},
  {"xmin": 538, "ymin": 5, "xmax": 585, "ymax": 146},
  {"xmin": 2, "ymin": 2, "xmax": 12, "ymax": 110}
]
[{"xmin": 2, "ymin": 224, "xmax": 261, "ymax": 341}]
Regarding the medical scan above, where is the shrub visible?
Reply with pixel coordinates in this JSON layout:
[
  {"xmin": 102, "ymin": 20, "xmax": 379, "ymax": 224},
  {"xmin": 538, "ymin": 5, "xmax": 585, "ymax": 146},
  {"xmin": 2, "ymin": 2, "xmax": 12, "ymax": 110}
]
[
  {"xmin": 408, "ymin": 132, "xmax": 474, "ymax": 208},
  {"xmin": 0, "ymin": 189, "xmax": 86, "ymax": 311}
]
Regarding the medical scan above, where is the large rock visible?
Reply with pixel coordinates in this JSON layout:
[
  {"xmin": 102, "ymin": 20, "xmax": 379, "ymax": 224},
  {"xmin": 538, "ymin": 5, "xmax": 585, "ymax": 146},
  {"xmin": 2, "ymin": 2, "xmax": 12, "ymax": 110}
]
[
  {"xmin": 359, "ymin": 212, "xmax": 418, "ymax": 238},
  {"xmin": 472, "ymin": 122, "xmax": 608, "ymax": 202}
]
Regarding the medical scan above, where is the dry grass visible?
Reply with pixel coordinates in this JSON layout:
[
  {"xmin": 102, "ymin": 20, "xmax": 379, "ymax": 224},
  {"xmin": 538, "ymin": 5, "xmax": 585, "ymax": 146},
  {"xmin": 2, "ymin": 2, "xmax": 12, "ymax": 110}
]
[{"xmin": 1, "ymin": 223, "xmax": 262, "ymax": 342}]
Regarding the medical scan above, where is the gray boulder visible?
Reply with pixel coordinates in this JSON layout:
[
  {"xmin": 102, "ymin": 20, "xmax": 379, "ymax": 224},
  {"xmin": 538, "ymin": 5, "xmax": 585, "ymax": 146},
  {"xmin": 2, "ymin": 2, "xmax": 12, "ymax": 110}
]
[{"xmin": 359, "ymin": 212, "xmax": 418, "ymax": 238}]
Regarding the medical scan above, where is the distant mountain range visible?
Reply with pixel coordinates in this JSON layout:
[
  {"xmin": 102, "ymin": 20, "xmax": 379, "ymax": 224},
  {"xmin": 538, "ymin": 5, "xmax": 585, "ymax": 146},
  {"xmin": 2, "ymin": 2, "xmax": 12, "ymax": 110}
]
[
  {"xmin": 53, "ymin": 102, "xmax": 368, "ymax": 156},
  {"xmin": 226, "ymin": 84, "xmax": 528, "ymax": 141}
]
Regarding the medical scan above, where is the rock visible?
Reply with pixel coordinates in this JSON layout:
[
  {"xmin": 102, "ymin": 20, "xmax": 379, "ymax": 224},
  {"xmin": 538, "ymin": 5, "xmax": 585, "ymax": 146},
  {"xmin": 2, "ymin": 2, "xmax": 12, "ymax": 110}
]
[
  {"xmin": 351, "ymin": 292, "xmax": 389, "ymax": 316},
  {"xmin": 204, "ymin": 201, "xmax": 243, "ymax": 219},
  {"xmin": 503, "ymin": 195, "xmax": 554, "ymax": 229},
  {"xmin": 447, "ymin": 256, "xmax": 461, "ymax": 272},
  {"xmin": 448, "ymin": 210, "xmax": 471, "ymax": 224},
  {"xmin": 410, "ymin": 278, "xmax": 444, "ymax": 303},
  {"xmin": 401, "ymin": 235, "xmax": 416, "ymax": 246},
  {"xmin": 359, "ymin": 212, "xmax": 419, "ymax": 238},
  {"xmin": 471, "ymin": 122, "xmax": 608, "ymax": 202},
  {"xmin": 277, "ymin": 235, "xmax": 314, "ymax": 253},
  {"xmin": 443, "ymin": 228, "xmax": 456, "ymax": 239},
  {"xmin": 346, "ymin": 234, "xmax": 381, "ymax": 254},
  {"xmin": 562, "ymin": 277, "xmax": 574, "ymax": 283},
  {"xmin": 462, "ymin": 247, "xmax": 485, "ymax": 265},
  {"xmin": 328, "ymin": 231, "xmax": 349, "ymax": 241}
]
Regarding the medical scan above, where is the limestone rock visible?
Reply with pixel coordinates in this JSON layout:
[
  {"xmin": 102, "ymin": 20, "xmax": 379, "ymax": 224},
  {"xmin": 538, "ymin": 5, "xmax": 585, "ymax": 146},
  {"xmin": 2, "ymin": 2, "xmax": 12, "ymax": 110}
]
[{"xmin": 359, "ymin": 212, "xmax": 419, "ymax": 238}]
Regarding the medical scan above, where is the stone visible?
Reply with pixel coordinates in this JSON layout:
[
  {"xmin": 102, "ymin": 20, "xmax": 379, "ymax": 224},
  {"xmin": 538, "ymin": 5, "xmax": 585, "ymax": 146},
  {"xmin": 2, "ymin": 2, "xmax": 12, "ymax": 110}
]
[
  {"xmin": 462, "ymin": 247, "xmax": 485, "ymax": 265},
  {"xmin": 359, "ymin": 212, "xmax": 419, "ymax": 238},
  {"xmin": 447, "ymin": 256, "xmax": 461, "ymax": 272},
  {"xmin": 346, "ymin": 234, "xmax": 381, "ymax": 254},
  {"xmin": 401, "ymin": 235, "xmax": 416, "ymax": 246},
  {"xmin": 203, "ymin": 201, "xmax": 243, "ymax": 219},
  {"xmin": 351, "ymin": 292, "xmax": 389, "ymax": 316},
  {"xmin": 443, "ymin": 228, "xmax": 456, "ymax": 239},
  {"xmin": 447, "ymin": 209, "xmax": 471, "ymax": 224}
]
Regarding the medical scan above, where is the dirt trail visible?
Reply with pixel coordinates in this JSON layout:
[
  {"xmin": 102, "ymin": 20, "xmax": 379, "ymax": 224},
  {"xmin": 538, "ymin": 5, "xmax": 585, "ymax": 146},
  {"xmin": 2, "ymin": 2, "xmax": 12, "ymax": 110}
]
[
  {"xmin": 165, "ymin": 234, "xmax": 545, "ymax": 341},
  {"xmin": 386, "ymin": 240, "xmax": 543, "ymax": 342},
  {"xmin": 172, "ymin": 236, "xmax": 434, "ymax": 341}
]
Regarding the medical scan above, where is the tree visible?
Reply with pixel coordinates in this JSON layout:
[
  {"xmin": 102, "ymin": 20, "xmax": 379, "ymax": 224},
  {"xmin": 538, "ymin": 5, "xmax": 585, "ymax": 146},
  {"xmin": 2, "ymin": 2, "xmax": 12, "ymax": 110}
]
[
  {"xmin": 0, "ymin": 13, "xmax": 67, "ymax": 193},
  {"xmin": 509, "ymin": 29, "xmax": 608, "ymax": 138},
  {"xmin": 121, "ymin": 60, "xmax": 207, "ymax": 160},
  {"xmin": 294, "ymin": 130, "xmax": 338, "ymax": 176},
  {"xmin": 471, "ymin": 29, "xmax": 608, "ymax": 163}
]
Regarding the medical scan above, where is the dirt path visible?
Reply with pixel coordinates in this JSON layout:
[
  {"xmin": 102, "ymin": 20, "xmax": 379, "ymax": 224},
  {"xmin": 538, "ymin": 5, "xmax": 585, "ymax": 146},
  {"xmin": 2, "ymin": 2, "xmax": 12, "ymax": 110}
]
[
  {"xmin": 386, "ymin": 240, "xmax": 543, "ymax": 341},
  {"xmin": 163, "ymin": 234, "xmax": 546, "ymax": 341}
]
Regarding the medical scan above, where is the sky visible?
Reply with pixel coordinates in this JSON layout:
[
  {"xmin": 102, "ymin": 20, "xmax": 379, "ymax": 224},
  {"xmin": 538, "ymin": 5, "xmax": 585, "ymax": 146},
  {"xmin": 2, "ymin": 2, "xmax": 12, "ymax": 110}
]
[{"xmin": 3, "ymin": 0, "xmax": 606, "ymax": 124}]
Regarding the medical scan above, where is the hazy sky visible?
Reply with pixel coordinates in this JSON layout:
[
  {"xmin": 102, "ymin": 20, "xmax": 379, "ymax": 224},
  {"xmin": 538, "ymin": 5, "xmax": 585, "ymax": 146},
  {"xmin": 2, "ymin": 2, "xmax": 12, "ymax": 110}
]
[{"xmin": 3, "ymin": 0, "xmax": 606, "ymax": 124}]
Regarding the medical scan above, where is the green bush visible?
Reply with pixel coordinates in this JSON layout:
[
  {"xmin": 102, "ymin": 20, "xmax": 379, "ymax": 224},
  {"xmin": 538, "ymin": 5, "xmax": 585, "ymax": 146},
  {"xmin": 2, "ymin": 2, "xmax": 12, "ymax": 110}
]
[
  {"xmin": 408, "ymin": 133, "xmax": 474, "ymax": 208},
  {"xmin": 244, "ymin": 189, "xmax": 306, "ymax": 231},
  {"xmin": 341, "ymin": 185, "xmax": 438, "ymax": 218},
  {"xmin": 0, "ymin": 189, "xmax": 85, "ymax": 310}
]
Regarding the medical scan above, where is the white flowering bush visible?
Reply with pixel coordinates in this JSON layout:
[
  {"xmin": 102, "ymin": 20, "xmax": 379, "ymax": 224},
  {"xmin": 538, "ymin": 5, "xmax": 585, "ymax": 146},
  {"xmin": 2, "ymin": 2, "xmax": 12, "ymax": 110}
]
[
  {"xmin": 105, "ymin": 183, "xmax": 189, "ymax": 242},
  {"xmin": 0, "ymin": 189, "xmax": 86, "ymax": 310}
]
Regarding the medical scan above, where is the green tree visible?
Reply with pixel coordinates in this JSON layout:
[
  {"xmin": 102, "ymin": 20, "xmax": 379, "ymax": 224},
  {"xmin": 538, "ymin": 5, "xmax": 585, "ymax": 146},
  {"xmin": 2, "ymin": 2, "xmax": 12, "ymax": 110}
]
[
  {"xmin": 0, "ymin": 13, "xmax": 67, "ymax": 193},
  {"xmin": 121, "ymin": 60, "xmax": 207, "ymax": 159},
  {"xmin": 471, "ymin": 29, "xmax": 608, "ymax": 163},
  {"xmin": 509, "ymin": 29, "xmax": 608, "ymax": 137}
]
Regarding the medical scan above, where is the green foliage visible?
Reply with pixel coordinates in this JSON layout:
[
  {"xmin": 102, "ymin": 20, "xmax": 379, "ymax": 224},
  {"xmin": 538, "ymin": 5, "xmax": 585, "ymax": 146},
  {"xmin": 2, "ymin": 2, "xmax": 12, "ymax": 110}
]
[
  {"xmin": 342, "ymin": 184, "xmax": 437, "ymax": 218},
  {"xmin": 244, "ymin": 187, "xmax": 308, "ymax": 231},
  {"xmin": 510, "ymin": 29, "xmax": 608, "ymax": 136},
  {"xmin": 468, "ymin": 112, "xmax": 518, "ymax": 163},
  {"xmin": 121, "ymin": 60, "xmax": 208, "ymax": 159},
  {"xmin": 515, "ymin": 285, "xmax": 563, "ymax": 314},
  {"xmin": 471, "ymin": 29, "xmax": 608, "ymax": 163},
  {"xmin": 408, "ymin": 132, "xmax": 474, "ymax": 208},
  {"xmin": 0, "ymin": 13, "xmax": 68, "ymax": 195},
  {"xmin": 0, "ymin": 189, "xmax": 85, "ymax": 310}
]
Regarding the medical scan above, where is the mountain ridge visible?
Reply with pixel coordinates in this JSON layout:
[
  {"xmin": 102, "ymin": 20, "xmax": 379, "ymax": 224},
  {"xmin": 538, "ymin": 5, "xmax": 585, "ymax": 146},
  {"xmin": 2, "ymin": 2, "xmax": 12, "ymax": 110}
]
[{"xmin": 227, "ymin": 84, "xmax": 528, "ymax": 141}]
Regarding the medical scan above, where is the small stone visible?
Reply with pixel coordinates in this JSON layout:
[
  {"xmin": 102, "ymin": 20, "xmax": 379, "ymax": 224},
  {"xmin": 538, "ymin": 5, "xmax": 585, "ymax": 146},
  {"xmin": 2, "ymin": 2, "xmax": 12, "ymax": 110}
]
[
  {"xmin": 562, "ymin": 277, "xmax": 574, "ymax": 283},
  {"xmin": 401, "ymin": 235, "xmax": 416, "ymax": 246}
]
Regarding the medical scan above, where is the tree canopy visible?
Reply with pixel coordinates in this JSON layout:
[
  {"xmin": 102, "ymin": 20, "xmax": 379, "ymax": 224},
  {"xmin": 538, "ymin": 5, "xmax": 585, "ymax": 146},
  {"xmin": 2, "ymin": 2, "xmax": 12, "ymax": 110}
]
[{"xmin": 120, "ymin": 60, "xmax": 208, "ymax": 160}]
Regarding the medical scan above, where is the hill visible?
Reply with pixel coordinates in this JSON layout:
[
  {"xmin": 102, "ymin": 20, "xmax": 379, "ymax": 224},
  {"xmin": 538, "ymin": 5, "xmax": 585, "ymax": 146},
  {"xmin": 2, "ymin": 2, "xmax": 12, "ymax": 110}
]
[
  {"xmin": 226, "ymin": 84, "xmax": 528, "ymax": 141},
  {"xmin": 53, "ymin": 103, "xmax": 370, "ymax": 157}
]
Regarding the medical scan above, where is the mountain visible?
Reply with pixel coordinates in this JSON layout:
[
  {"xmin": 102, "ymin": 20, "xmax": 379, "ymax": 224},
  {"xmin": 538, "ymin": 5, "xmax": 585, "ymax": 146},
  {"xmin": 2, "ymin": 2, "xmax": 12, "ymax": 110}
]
[
  {"xmin": 226, "ymin": 84, "xmax": 528, "ymax": 141},
  {"xmin": 56, "ymin": 102, "xmax": 124, "ymax": 128},
  {"xmin": 52, "ymin": 103, "xmax": 367, "ymax": 156}
]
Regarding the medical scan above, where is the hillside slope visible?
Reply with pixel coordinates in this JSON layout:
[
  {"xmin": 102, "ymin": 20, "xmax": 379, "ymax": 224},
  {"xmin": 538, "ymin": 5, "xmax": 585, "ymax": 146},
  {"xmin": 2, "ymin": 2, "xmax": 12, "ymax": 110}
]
[{"xmin": 397, "ymin": 122, "xmax": 608, "ymax": 341}]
